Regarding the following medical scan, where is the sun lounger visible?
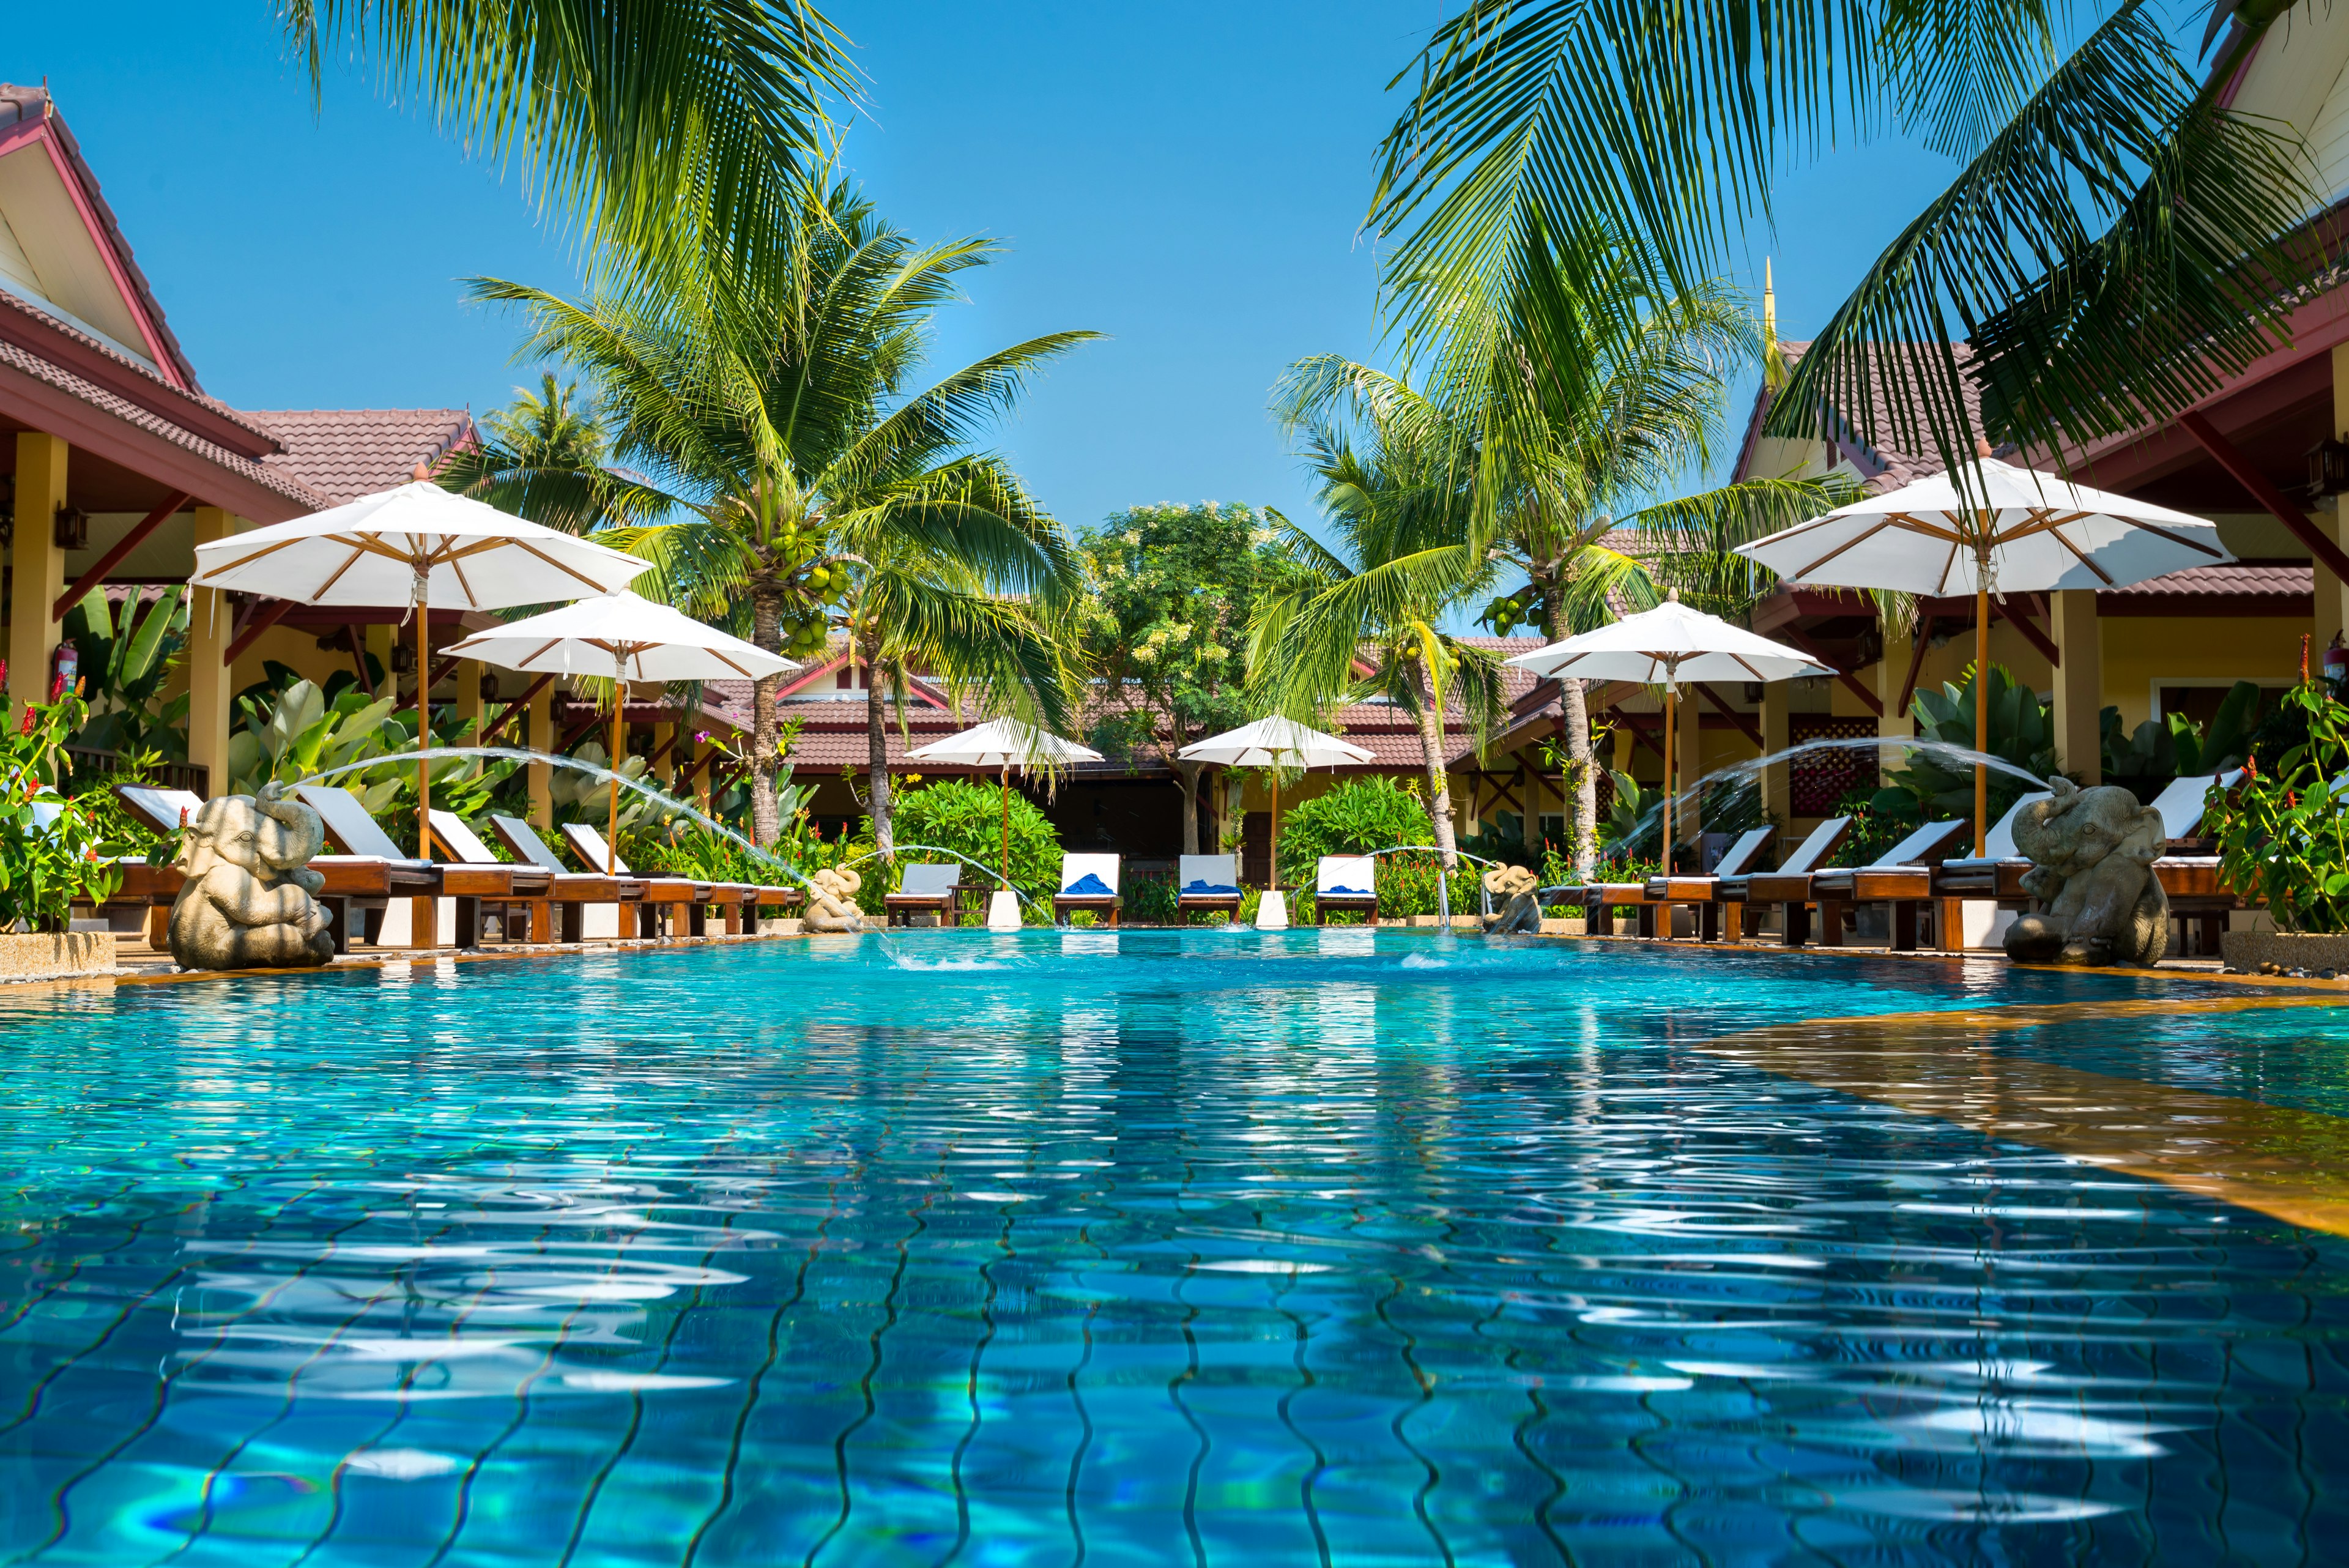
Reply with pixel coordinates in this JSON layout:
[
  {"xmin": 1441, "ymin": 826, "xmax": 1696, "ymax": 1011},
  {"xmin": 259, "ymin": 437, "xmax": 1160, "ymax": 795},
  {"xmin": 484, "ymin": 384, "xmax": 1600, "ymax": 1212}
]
[
  {"xmin": 562, "ymin": 822, "xmax": 717, "ymax": 938},
  {"xmin": 1312, "ymin": 855, "xmax": 1379, "ymax": 925},
  {"xmin": 1052, "ymin": 853, "xmax": 1121, "ymax": 925},
  {"xmin": 423, "ymin": 810, "xmax": 563, "ymax": 944},
  {"xmin": 108, "ymin": 784, "xmax": 200, "ymax": 945},
  {"xmin": 1176, "ymin": 854, "xmax": 1244, "ymax": 921},
  {"xmin": 287, "ymin": 785, "xmax": 451, "ymax": 951},
  {"xmin": 885, "ymin": 863, "xmax": 964, "ymax": 926},
  {"xmin": 1784, "ymin": 818, "xmax": 1972, "ymax": 950},
  {"xmin": 488, "ymin": 814, "xmax": 648, "ymax": 942},
  {"xmin": 1928, "ymin": 792, "xmax": 2055, "ymax": 919},
  {"xmin": 2147, "ymin": 771, "xmax": 2247, "ymax": 956},
  {"xmin": 1639, "ymin": 827, "xmax": 1776, "ymax": 941},
  {"xmin": 1717, "ymin": 817, "xmax": 1855, "ymax": 942}
]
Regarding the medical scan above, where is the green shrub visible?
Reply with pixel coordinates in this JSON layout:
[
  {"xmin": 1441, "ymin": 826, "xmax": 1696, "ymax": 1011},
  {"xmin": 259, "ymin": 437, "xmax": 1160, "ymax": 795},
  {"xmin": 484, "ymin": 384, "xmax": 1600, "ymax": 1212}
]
[
  {"xmin": 1124, "ymin": 868, "xmax": 1179, "ymax": 924},
  {"xmin": 882, "ymin": 778, "xmax": 1063, "ymax": 907},
  {"xmin": 2208, "ymin": 682, "xmax": 2349, "ymax": 933},
  {"xmin": 1879, "ymin": 663, "xmax": 2055, "ymax": 834},
  {"xmin": 1, "ymin": 680, "xmax": 132, "ymax": 931},
  {"xmin": 1275, "ymin": 776, "xmax": 1434, "ymax": 888}
]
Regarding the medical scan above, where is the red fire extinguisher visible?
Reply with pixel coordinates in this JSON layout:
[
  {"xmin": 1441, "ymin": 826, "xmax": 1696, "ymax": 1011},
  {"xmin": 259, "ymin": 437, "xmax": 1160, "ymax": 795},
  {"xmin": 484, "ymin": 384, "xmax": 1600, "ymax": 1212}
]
[{"xmin": 50, "ymin": 641, "xmax": 77, "ymax": 697}]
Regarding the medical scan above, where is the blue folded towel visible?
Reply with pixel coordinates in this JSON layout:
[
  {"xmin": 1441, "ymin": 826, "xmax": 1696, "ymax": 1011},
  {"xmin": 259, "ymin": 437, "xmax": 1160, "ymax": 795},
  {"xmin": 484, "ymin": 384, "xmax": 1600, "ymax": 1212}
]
[
  {"xmin": 1321, "ymin": 884, "xmax": 1373, "ymax": 897},
  {"xmin": 1062, "ymin": 872, "xmax": 1115, "ymax": 896},
  {"xmin": 1181, "ymin": 880, "xmax": 1242, "ymax": 896}
]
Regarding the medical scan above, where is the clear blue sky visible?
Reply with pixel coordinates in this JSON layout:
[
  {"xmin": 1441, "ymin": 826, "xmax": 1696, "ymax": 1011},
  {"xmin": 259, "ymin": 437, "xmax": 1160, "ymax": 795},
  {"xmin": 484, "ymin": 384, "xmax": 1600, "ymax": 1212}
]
[{"xmin": 4, "ymin": 3, "xmax": 1972, "ymax": 537}]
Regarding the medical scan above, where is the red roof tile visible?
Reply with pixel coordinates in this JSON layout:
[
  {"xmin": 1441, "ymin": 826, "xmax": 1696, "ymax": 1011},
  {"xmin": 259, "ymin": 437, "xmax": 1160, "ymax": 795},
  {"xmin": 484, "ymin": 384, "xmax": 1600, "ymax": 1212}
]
[
  {"xmin": 248, "ymin": 409, "xmax": 477, "ymax": 505},
  {"xmin": 2101, "ymin": 563, "xmax": 2313, "ymax": 596}
]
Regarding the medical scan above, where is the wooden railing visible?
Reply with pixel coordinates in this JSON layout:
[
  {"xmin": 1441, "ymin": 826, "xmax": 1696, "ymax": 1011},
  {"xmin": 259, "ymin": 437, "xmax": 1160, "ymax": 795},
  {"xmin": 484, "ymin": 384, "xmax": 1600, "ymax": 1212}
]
[{"xmin": 60, "ymin": 746, "xmax": 209, "ymax": 798}]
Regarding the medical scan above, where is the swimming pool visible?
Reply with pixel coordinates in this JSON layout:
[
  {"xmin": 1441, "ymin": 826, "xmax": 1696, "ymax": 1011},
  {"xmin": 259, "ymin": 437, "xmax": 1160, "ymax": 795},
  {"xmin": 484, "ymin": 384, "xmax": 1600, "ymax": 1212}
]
[{"xmin": 1, "ymin": 931, "xmax": 2343, "ymax": 1564}]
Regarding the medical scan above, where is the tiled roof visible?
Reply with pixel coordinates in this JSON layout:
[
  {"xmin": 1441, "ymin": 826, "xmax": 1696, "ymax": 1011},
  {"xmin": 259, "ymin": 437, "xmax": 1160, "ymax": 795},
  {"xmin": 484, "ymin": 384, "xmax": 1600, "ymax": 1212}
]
[
  {"xmin": 0, "ymin": 288, "xmax": 281, "ymax": 451},
  {"xmin": 248, "ymin": 409, "xmax": 477, "ymax": 505},
  {"xmin": 0, "ymin": 335, "xmax": 330, "ymax": 510},
  {"xmin": 1747, "ymin": 341, "xmax": 2003, "ymax": 496},
  {"xmin": 2101, "ymin": 563, "xmax": 2313, "ymax": 597}
]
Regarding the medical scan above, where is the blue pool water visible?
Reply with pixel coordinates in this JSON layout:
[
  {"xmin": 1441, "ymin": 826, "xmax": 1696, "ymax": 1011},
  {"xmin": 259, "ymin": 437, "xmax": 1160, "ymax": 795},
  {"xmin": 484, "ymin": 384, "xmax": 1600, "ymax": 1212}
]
[{"xmin": 1, "ymin": 931, "xmax": 2343, "ymax": 1565}]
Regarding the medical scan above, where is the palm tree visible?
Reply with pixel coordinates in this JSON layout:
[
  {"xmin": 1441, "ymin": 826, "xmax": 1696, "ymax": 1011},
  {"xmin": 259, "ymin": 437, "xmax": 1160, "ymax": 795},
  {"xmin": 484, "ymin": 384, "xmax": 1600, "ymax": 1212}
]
[
  {"xmin": 1378, "ymin": 218, "xmax": 1857, "ymax": 872},
  {"xmin": 1253, "ymin": 371, "xmax": 1506, "ymax": 869},
  {"xmin": 1368, "ymin": 3, "xmax": 2321, "ymax": 475},
  {"xmin": 443, "ymin": 374, "xmax": 626, "ymax": 530},
  {"xmin": 466, "ymin": 180, "xmax": 1096, "ymax": 848},
  {"xmin": 283, "ymin": 0, "xmax": 853, "ymax": 297}
]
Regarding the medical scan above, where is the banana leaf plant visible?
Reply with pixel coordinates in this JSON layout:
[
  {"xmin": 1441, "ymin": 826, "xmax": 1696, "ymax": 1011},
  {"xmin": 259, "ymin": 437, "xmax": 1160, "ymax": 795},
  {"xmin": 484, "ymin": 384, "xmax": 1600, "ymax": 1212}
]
[
  {"xmin": 63, "ymin": 587, "xmax": 190, "ymax": 760},
  {"xmin": 1876, "ymin": 664, "xmax": 2056, "ymax": 832},
  {"xmin": 2100, "ymin": 680, "xmax": 2263, "ymax": 793}
]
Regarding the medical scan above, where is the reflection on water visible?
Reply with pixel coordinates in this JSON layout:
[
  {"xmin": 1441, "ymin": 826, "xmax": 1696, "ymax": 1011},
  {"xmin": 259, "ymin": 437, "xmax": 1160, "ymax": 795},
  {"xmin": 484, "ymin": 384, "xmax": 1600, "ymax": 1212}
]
[{"xmin": 0, "ymin": 932, "xmax": 2340, "ymax": 1565}]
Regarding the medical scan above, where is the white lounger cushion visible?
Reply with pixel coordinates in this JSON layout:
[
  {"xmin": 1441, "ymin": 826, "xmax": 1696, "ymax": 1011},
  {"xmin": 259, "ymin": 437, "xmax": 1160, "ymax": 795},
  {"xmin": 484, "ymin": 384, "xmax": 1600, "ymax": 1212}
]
[
  {"xmin": 1058, "ymin": 853, "xmax": 1120, "ymax": 896},
  {"xmin": 562, "ymin": 822, "xmax": 630, "ymax": 875},
  {"xmin": 898, "ymin": 863, "xmax": 960, "ymax": 897},
  {"xmin": 116, "ymin": 784, "xmax": 204, "ymax": 834},
  {"xmin": 1317, "ymin": 855, "xmax": 1376, "ymax": 898},
  {"xmin": 2147, "ymin": 771, "xmax": 2245, "ymax": 842},
  {"xmin": 291, "ymin": 784, "xmax": 431, "ymax": 866},
  {"xmin": 429, "ymin": 809, "xmax": 503, "ymax": 866},
  {"xmin": 1178, "ymin": 854, "xmax": 1240, "ymax": 893}
]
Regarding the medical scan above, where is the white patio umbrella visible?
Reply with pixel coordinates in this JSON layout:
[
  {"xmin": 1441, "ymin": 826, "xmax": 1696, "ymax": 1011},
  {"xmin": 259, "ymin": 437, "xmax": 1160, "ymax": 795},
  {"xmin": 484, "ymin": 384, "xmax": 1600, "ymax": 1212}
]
[
  {"xmin": 1507, "ymin": 590, "xmax": 1828, "ymax": 874},
  {"xmin": 1734, "ymin": 456, "xmax": 2231, "ymax": 852},
  {"xmin": 907, "ymin": 718, "xmax": 1103, "ymax": 929},
  {"xmin": 445, "ymin": 590, "xmax": 796, "ymax": 862},
  {"xmin": 1177, "ymin": 716, "xmax": 1372, "ymax": 900},
  {"xmin": 190, "ymin": 480, "xmax": 652, "ymax": 851}
]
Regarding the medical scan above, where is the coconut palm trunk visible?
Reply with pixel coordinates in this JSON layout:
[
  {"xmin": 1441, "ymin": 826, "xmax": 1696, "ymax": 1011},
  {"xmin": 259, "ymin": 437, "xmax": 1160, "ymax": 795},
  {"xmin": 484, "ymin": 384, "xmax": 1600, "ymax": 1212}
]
[
  {"xmin": 1414, "ymin": 662, "xmax": 1460, "ymax": 868},
  {"xmin": 1560, "ymin": 674, "xmax": 1598, "ymax": 877},
  {"xmin": 748, "ymin": 586, "xmax": 785, "ymax": 845},
  {"xmin": 1173, "ymin": 757, "xmax": 1205, "ymax": 856},
  {"xmin": 864, "ymin": 641, "xmax": 895, "ymax": 855}
]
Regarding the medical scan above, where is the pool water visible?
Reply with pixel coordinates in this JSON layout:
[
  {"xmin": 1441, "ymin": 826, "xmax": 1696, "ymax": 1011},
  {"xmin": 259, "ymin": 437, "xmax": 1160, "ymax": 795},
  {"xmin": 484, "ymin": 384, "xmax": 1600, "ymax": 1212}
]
[{"xmin": 2, "ymin": 931, "xmax": 2345, "ymax": 1565}]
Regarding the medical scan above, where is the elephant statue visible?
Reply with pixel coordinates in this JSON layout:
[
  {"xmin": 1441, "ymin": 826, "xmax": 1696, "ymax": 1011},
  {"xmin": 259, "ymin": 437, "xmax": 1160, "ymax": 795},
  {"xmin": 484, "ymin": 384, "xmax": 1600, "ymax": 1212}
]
[
  {"xmin": 1480, "ymin": 863, "xmax": 1545, "ymax": 934},
  {"xmin": 168, "ymin": 784, "xmax": 337, "ymax": 970},
  {"xmin": 803, "ymin": 866, "xmax": 867, "ymax": 934},
  {"xmin": 2004, "ymin": 776, "xmax": 2169, "ymax": 968}
]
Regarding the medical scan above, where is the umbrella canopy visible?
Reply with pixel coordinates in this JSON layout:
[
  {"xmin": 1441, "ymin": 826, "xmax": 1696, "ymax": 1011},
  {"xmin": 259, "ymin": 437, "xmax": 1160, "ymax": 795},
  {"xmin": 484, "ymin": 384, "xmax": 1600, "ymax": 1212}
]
[
  {"xmin": 908, "ymin": 720, "xmax": 1102, "ymax": 893},
  {"xmin": 1730, "ymin": 457, "xmax": 2230, "ymax": 595},
  {"xmin": 189, "ymin": 480, "xmax": 655, "ymax": 863},
  {"xmin": 1503, "ymin": 597, "xmax": 1829, "ymax": 690},
  {"xmin": 906, "ymin": 718, "xmax": 1103, "ymax": 771},
  {"xmin": 1506, "ymin": 593, "xmax": 1828, "ymax": 875},
  {"xmin": 447, "ymin": 590, "xmax": 796, "ymax": 863},
  {"xmin": 1733, "ymin": 458, "xmax": 2232, "ymax": 853},
  {"xmin": 1176, "ymin": 716, "xmax": 1373, "ymax": 768},
  {"xmin": 445, "ymin": 591, "xmax": 796, "ymax": 683},
  {"xmin": 189, "ymin": 480, "xmax": 651, "ymax": 608}
]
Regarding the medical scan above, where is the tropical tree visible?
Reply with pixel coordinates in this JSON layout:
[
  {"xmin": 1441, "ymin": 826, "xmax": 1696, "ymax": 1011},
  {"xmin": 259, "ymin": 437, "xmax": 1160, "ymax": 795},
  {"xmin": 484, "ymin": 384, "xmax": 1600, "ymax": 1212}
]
[
  {"xmin": 1078, "ymin": 502, "xmax": 1299, "ymax": 853},
  {"xmin": 283, "ymin": 0, "xmax": 853, "ymax": 298},
  {"xmin": 1367, "ymin": 2, "xmax": 2321, "ymax": 481},
  {"xmin": 443, "ymin": 375, "xmax": 626, "ymax": 530},
  {"xmin": 1253, "ymin": 371, "xmax": 1506, "ymax": 869},
  {"xmin": 467, "ymin": 179, "xmax": 1095, "ymax": 849}
]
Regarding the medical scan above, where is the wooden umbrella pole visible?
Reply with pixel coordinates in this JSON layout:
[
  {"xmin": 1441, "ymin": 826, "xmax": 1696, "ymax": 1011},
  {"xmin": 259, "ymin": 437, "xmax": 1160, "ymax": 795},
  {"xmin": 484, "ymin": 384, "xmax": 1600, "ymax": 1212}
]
[
  {"xmin": 608, "ymin": 650, "xmax": 627, "ymax": 872},
  {"xmin": 1663, "ymin": 685, "xmax": 1675, "ymax": 877},
  {"xmin": 1269, "ymin": 769, "xmax": 1279, "ymax": 891},
  {"xmin": 415, "ymin": 589, "xmax": 431, "ymax": 855},
  {"xmin": 1001, "ymin": 764, "xmax": 1011, "ymax": 887},
  {"xmin": 1974, "ymin": 578, "xmax": 1991, "ymax": 856}
]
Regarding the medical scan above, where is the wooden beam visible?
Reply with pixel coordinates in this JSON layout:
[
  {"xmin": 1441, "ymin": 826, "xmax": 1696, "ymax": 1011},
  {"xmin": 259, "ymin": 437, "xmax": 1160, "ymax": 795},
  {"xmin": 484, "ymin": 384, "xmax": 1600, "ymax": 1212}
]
[
  {"xmin": 223, "ymin": 598, "xmax": 294, "ymax": 664},
  {"xmin": 480, "ymin": 673, "xmax": 555, "ymax": 744},
  {"xmin": 1896, "ymin": 613, "xmax": 1937, "ymax": 719},
  {"xmin": 428, "ymin": 653, "xmax": 462, "ymax": 691},
  {"xmin": 1777, "ymin": 624, "xmax": 1882, "ymax": 715},
  {"xmin": 2179, "ymin": 409, "xmax": 2349, "ymax": 582},
  {"xmin": 53, "ymin": 491, "xmax": 188, "ymax": 620},
  {"xmin": 556, "ymin": 711, "xmax": 604, "ymax": 754},
  {"xmin": 1696, "ymin": 682, "xmax": 1762, "ymax": 745},
  {"xmin": 1994, "ymin": 593, "xmax": 2061, "ymax": 667}
]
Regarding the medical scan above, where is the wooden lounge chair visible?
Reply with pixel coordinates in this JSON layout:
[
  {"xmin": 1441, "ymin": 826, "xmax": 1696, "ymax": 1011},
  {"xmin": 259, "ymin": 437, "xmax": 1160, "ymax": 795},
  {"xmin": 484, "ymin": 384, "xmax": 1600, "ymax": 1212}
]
[
  {"xmin": 1639, "ymin": 827, "xmax": 1777, "ymax": 941},
  {"xmin": 1313, "ymin": 855, "xmax": 1379, "ymax": 925},
  {"xmin": 2145, "ymin": 771, "xmax": 2246, "ymax": 956},
  {"xmin": 487, "ymin": 814, "xmax": 648, "ymax": 942},
  {"xmin": 1717, "ymin": 817, "xmax": 1854, "ymax": 942},
  {"xmin": 562, "ymin": 822, "xmax": 715, "ymax": 939},
  {"xmin": 1926, "ymin": 792, "xmax": 2055, "ymax": 934},
  {"xmin": 1176, "ymin": 854, "xmax": 1244, "ymax": 923},
  {"xmin": 1785, "ymin": 818, "xmax": 1972, "ymax": 950},
  {"xmin": 885, "ymin": 863, "xmax": 963, "ymax": 926},
  {"xmin": 1052, "ymin": 853, "xmax": 1122, "ymax": 925},
  {"xmin": 109, "ymin": 784, "xmax": 199, "ymax": 946},
  {"xmin": 285, "ymin": 785, "xmax": 455, "ymax": 951},
  {"xmin": 425, "ymin": 810, "xmax": 559, "ymax": 945}
]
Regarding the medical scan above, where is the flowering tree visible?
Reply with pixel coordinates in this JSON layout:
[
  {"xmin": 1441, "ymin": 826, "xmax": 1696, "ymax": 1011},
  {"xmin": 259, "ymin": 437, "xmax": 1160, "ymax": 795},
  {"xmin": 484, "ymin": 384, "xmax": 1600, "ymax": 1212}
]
[{"xmin": 1078, "ymin": 503, "xmax": 1299, "ymax": 854}]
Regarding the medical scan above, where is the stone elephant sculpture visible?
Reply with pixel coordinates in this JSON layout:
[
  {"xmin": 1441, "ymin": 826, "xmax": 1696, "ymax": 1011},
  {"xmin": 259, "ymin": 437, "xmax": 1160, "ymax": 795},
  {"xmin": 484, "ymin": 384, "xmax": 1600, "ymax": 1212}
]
[
  {"xmin": 2004, "ymin": 776, "xmax": 2169, "ymax": 968},
  {"xmin": 803, "ymin": 866, "xmax": 867, "ymax": 934},
  {"xmin": 167, "ymin": 784, "xmax": 337, "ymax": 970},
  {"xmin": 1480, "ymin": 864, "xmax": 1544, "ymax": 934}
]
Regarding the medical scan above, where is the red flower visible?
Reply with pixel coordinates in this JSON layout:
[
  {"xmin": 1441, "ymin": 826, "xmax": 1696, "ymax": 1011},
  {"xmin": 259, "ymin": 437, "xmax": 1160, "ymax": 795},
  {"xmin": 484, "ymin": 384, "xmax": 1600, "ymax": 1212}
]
[
  {"xmin": 18, "ymin": 705, "xmax": 33, "ymax": 736},
  {"xmin": 48, "ymin": 672, "xmax": 64, "ymax": 702}
]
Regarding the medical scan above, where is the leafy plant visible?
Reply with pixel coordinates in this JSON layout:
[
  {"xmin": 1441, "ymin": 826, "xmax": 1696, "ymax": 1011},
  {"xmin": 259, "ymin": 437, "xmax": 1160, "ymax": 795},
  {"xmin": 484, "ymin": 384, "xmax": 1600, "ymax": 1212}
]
[
  {"xmin": 1879, "ymin": 663, "xmax": 2055, "ymax": 832},
  {"xmin": 1456, "ymin": 810, "xmax": 1539, "ymax": 870},
  {"xmin": 228, "ymin": 680, "xmax": 519, "ymax": 854},
  {"xmin": 63, "ymin": 588, "xmax": 189, "ymax": 760},
  {"xmin": 882, "ymin": 778, "xmax": 1063, "ymax": 907},
  {"xmin": 2208, "ymin": 683, "xmax": 2349, "ymax": 934},
  {"xmin": 2101, "ymin": 680, "xmax": 2262, "ymax": 795},
  {"xmin": 1822, "ymin": 782, "xmax": 1913, "ymax": 870},
  {"xmin": 0, "ymin": 678, "xmax": 130, "ymax": 931},
  {"xmin": 1274, "ymin": 776, "xmax": 1435, "ymax": 890},
  {"xmin": 1599, "ymin": 768, "xmax": 1665, "ymax": 858}
]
